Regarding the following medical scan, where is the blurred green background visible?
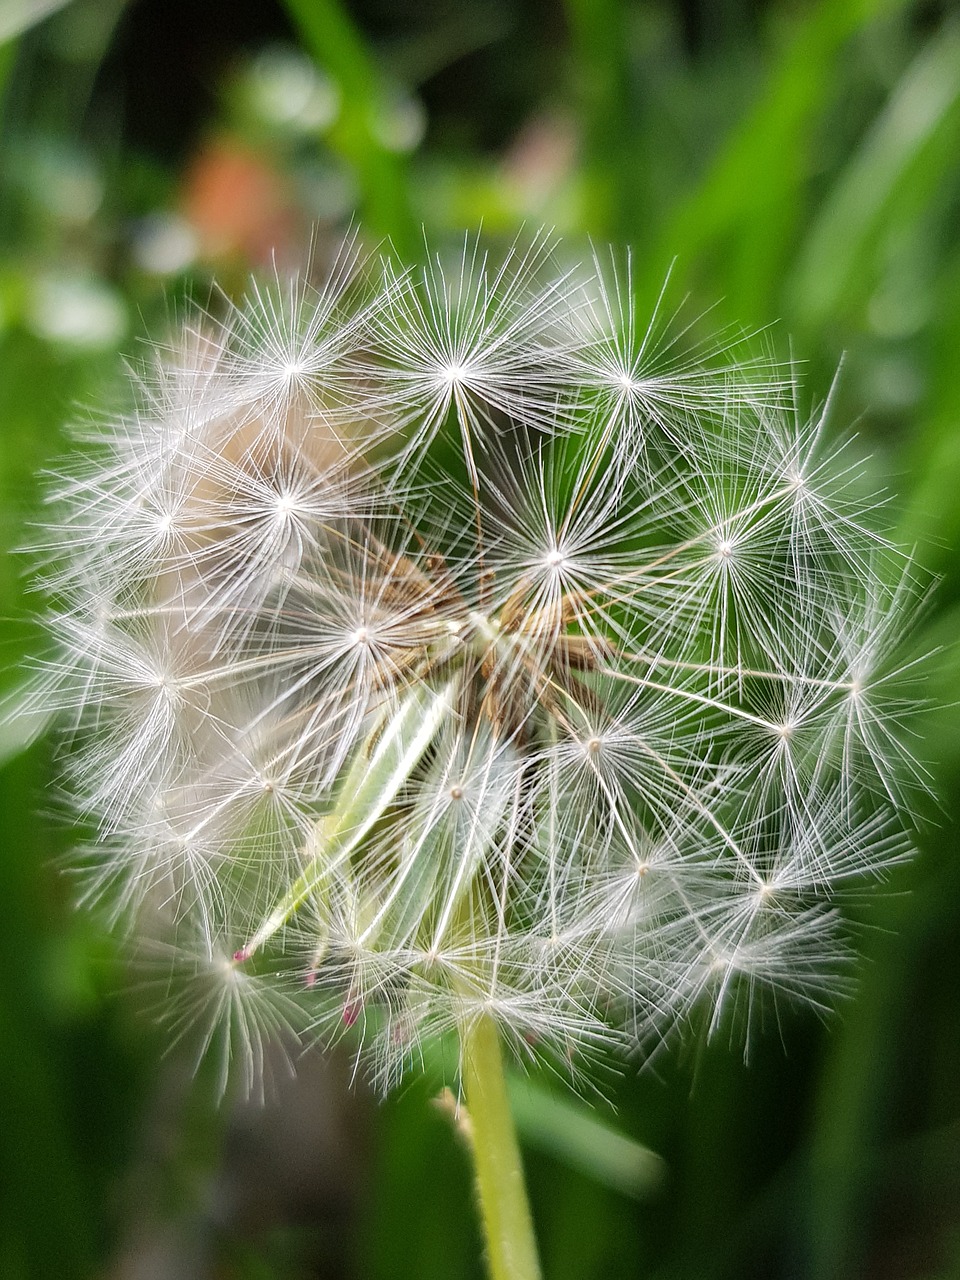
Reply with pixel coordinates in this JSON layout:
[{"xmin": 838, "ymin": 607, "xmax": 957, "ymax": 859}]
[{"xmin": 2, "ymin": 0, "xmax": 960, "ymax": 1276}]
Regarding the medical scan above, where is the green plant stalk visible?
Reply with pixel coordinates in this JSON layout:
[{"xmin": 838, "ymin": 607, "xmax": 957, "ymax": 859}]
[
  {"xmin": 280, "ymin": 0, "xmax": 416, "ymax": 255},
  {"xmin": 461, "ymin": 1014, "xmax": 542, "ymax": 1280}
]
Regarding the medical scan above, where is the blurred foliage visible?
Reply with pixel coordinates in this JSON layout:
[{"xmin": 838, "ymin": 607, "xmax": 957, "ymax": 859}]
[{"xmin": 2, "ymin": 0, "xmax": 960, "ymax": 1277}]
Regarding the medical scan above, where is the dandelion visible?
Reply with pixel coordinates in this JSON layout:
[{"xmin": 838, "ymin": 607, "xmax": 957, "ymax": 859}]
[{"xmin": 20, "ymin": 233, "xmax": 923, "ymax": 1280}]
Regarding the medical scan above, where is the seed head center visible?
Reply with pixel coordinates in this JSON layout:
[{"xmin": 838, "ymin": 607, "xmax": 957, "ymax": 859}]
[{"xmin": 441, "ymin": 360, "xmax": 471, "ymax": 386}]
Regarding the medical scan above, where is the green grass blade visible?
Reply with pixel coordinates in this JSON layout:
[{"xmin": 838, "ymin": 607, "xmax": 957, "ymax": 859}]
[
  {"xmin": 642, "ymin": 0, "xmax": 908, "ymax": 316},
  {"xmin": 563, "ymin": 0, "xmax": 638, "ymax": 240},
  {"xmin": 280, "ymin": 0, "xmax": 417, "ymax": 254},
  {"xmin": 788, "ymin": 19, "xmax": 960, "ymax": 330},
  {"xmin": 507, "ymin": 1076, "xmax": 666, "ymax": 1200},
  {"xmin": 241, "ymin": 679, "xmax": 457, "ymax": 957}
]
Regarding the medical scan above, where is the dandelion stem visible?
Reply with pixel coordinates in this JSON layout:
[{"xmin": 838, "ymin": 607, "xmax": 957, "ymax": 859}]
[{"xmin": 461, "ymin": 1014, "xmax": 542, "ymax": 1280}]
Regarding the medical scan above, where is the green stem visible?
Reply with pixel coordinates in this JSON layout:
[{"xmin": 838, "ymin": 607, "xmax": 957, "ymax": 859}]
[{"xmin": 461, "ymin": 1015, "xmax": 542, "ymax": 1280}]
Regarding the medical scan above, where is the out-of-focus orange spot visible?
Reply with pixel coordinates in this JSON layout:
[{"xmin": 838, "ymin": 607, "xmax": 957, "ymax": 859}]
[
  {"xmin": 502, "ymin": 113, "xmax": 577, "ymax": 208},
  {"xmin": 181, "ymin": 136, "xmax": 302, "ymax": 267}
]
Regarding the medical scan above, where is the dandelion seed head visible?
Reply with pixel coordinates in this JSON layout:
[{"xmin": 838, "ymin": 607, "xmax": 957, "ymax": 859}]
[{"xmin": 13, "ymin": 231, "xmax": 928, "ymax": 1097}]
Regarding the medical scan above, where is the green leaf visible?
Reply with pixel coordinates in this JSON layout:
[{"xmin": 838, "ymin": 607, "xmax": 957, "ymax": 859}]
[
  {"xmin": 643, "ymin": 0, "xmax": 910, "ymax": 317},
  {"xmin": 0, "ymin": 0, "xmax": 72, "ymax": 45},
  {"xmin": 788, "ymin": 19, "xmax": 960, "ymax": 330},
  {"xmin": 507, "ymin": 1076, "xmax": 666, "ymax": 1200}
]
